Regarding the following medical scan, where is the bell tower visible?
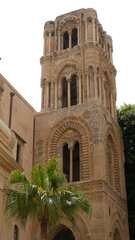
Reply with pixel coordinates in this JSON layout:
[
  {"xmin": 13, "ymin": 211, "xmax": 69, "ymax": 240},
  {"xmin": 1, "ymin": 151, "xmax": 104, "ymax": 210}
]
[{"xmin": 34, "ymin": 8, "xmax": 129, "ymax": 240}]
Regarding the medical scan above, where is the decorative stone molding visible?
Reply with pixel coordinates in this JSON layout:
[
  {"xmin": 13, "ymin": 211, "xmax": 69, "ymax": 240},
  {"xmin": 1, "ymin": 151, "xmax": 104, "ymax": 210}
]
[{"xmin": 48, "ymin": 115, "xmax": 94, "ymax": 180}]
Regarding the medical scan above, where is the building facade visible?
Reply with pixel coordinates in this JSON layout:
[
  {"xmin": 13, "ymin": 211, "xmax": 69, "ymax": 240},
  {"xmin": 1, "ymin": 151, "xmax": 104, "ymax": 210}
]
[
  {"xmin": 34, "ymin": 8, "xmax": 129, "ymax": 240},
  {"xmin": 0, "ymin": 8, "xmax": 129, "ymax": 240},
  {"xmin": 0, "ymin": 74, "xmax": 36, "ymax": 240}
]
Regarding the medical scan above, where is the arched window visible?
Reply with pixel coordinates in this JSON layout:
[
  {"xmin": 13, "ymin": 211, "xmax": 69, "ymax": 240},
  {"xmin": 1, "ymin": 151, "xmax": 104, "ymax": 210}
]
[
  {"xmin": 62, "ymin": 78, "xmax": 68, "ymax": 108},
  {"xmin": 70, "ymin": 75, "xmax": 77, "ymax": 106},
  {"xmin": 14, "ymin": 225, "xmax": 18, "ymax": 240},
  {"xmin": 114, "ymin": 228, "xmax": 121, "ymax": 240},
  {"xmin": 72, "ymin": 28, "xmax": 78, "ymax": 48},
  {"xmin": 73, "ymin": 141, "xmax": 80, "ymax": 182},
  {"xmin": 63, "ymin": 31, "xmax": 69, "ymax": 49},
  {"xmin": 63, "ymin": 143, "xmax": 70, "ymax": 182},
  {"xmin": 63, "ymin": 141, "xmax": 80, "ymax": 182}
]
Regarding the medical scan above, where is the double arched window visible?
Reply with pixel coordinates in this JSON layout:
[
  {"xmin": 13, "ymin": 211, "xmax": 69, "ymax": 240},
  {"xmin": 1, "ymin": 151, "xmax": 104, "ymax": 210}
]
[
  {"xmin": 63, "ymin": 28, "xmax": 78, "ymax": 50},
  {"xmin": 63, "ymin": 141, "xmax": 80, "ymax": 182}
]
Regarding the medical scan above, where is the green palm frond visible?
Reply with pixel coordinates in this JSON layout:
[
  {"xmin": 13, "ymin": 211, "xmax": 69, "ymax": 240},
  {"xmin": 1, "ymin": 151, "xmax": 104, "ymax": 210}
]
[
  {"xmin": 4, "ymin": 157, "xmax": 92, "ymax": 231},
  {"xmin": 8, "ymin": 170, "xmax": 29, "ymax": 185}
]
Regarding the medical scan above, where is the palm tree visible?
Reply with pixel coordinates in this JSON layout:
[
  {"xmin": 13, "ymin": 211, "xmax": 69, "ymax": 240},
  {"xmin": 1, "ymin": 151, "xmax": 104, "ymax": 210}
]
[{"xmin": 4, "ymin": 158, "xmax": 92, "ymax": 240}]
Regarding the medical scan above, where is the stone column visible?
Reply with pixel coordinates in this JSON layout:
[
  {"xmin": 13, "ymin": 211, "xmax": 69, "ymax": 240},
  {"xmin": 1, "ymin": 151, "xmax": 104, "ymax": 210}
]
[
  {"xmin": 85, "ymin": 23, "xmax": 88, "ymax": 42},
  {"xmin": 96, "ymin": 25, "xmax": 99, "ymax": 43},
  {"xmin": 46, "ymin": 82, "xmax": 49, "ymax": 108},
  {"xmin": 48, "ymin": 33, "xmax": 51, "ymax": 53},
  {"xmin": 94, "ymin": 70, "xmax": 97, "ymax": 97},
  {"xmin": 41, "ymin": 80, "xmax": 45, "ymax": 109},
  {"xmin": 51, "ymin": 82, "xmax": 54, "ymax": 109},
  {"xmin": 92, "ymin": 19, "xmax": 95, "ymax": 42},
  {"xmin": 87, "ymin": 74, "xmax": 89, "ymax": 99},
  {"xmin": 79, "ymin": 75, "xmax": 81, "ymax": 104},
  {"xmin": 58, "ymin": 30, "xmax": 61, "ymax": 51},
  {"xmin": 68, "ymin": 79, "xmax": 70, "ymax": 107},
  {"xmin": 110, "ymin": 93, "xmax": 114, "ymax": 117},
  {"xmin": 69, "ymin": 146, "xmax": 73, "ymax": 182},
  {"xmin": 55, "ymin": 82, "xmax": 58, "ymax": 109},
  {"xmin": 69, "ymin": 31, "xmax": 72, "ymax": 49}
]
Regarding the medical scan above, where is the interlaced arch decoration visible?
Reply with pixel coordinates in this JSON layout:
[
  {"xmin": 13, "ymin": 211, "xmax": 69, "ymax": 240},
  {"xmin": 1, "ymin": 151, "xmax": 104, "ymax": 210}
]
[
  {"xmin": 105, "ymin": 126, "xmax": 121, "ymax": 194},
  {"xmin": 54, "ymin": 60, "xmax": 81, "ymax": 82},
  {"xmin": 48, "ymin": 116, "xmax": 94, "ymax": 180}
]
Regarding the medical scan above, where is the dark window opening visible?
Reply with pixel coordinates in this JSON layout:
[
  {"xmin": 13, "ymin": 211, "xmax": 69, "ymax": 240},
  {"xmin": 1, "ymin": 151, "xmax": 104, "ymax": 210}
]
[
  {"xmin": 87, "ymin": 17, "xmax": 92, "ymax": 23},
  {"xmin": 114, "ymin": 228, "xmax": 121, "ymax": 240},
  {"xmin": 73, "ymin": 141, "xmax": 80, "ymax": 182},
  {"xmin": 70, "ymin": 75, "xmax": 77, "ymax": 106},
  {"xmin": 14, "ymin": 225, "xmax": 18, "ymax": 240},
  {"xmin": 72, "ymin": 28, "xmax": 78, "ymax": 48},
  {"xmin": 54, "ymin": 227, "xmax": 75, "ymax": 240},
  {"xmin": 62, "ymin": 78, "xmax": 68, "ymax": 108},
  {"xmin": 63, "ymin": 31, "xmax": 69, "ymax": 49},
  {"xmin": 63, "ymin": 144, "xmax": 70, "ymax": 182},
  {"xmin": 16, "ymin": 143, "xmax": 20, "ymax": 163}
]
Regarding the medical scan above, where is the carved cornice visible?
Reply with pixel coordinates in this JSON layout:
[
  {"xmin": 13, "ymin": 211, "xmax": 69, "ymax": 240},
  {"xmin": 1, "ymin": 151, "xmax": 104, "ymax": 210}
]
[{"xmin": 70, "ymin": 179, "xmax": 127, "ymax": 210}]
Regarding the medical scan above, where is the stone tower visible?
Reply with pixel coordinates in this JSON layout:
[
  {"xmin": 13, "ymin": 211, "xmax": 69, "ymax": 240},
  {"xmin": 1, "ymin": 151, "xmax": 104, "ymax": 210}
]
[{"xmin": 34, "ymin": 8, "xmax": 129, "ymax": 240}]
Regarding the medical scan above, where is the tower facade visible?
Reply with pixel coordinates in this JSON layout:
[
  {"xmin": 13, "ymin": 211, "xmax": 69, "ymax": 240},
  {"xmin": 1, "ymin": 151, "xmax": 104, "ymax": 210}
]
[{"xmin": 34, "ymin": 9, "xmax": 129, "ymax": 240}]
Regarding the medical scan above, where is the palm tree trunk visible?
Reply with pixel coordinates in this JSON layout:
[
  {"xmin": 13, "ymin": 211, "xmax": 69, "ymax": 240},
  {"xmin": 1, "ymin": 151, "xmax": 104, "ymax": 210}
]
[{"xmin": 41, "ymin": 219, "xmax": 48, "ymax": 240}]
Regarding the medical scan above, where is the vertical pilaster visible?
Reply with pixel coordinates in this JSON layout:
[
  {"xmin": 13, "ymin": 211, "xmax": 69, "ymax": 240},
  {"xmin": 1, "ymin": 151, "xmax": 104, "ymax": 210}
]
[
  {"xmin": 94, "ymin": 70, "xmax": 97, "ymax": 97},
  {"xmin": 46, "ymin": 82, "xmax": 49, "ymax": 108},
  {"xmin": 51, "ymin": 82, "xmax": 54, "ymax": 109},
  {"xmin": 96, "ymin": 24, "xmax": 99, "ymax": 43},
  {"xmin": 55, "ymin": 82, "xmax": 58, "ymax": 109},
  {"xmin": 58, "ymin": 31, "xmax": 61, "ymax": 51},
  {"xmin": 49, "ymin": 33, "xmax": 51, "ymax": 53},
  {"xmin": 68, "ymin": 79, "xmax": 70, "ymax": 107},
  {"xmin": 85, "ymin": 23, "xmax": 88, "ymax": 42},
  {"xmin": 92, "ymin": 19, "xmax": 95, "ymax": 42}
]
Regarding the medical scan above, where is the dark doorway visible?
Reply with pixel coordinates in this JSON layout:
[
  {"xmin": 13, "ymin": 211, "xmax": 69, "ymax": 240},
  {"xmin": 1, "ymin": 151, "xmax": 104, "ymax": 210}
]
[
  {"xmin": 63, "ymin": 143, "xmax": 70, "ymax": 182},
  {"xmin": 54, "ymin": 227, "xmax": 75, "ymax": 240},
  {"xmin": 63, "ymin": 31, "xmax": 69, "ymax": 49},
  {"xmin": 72, "ymin": 28, "xmax": 78, "ymax": 48},
  {"xmin": 62, "ymin": 78, "xmax": 68, "ymax": 108},
  {"xmin": 73, "ymin": 142, "xmax": 80, "ymax": 182},
  {"xmin": 70, "ymin": 75, "xmax": 77, "ymax": 106}
]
